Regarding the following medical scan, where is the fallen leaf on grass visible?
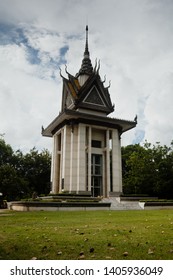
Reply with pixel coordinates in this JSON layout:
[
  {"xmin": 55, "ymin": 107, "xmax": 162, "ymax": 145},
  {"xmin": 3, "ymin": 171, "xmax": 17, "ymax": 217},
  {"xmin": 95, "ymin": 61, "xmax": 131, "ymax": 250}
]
[
  {"xmin": 57, "ymin": 251, "xmax": 62, "ymax": 255},
  {"xmin": 109, "ymin": 247, "xmax": 116, "ymax": 251},
  {"xmin": 31, "ymin": 257, "xmax": 37, "ymax": 260},
  {"xmin": 148, "ymin": 248, "xmax": 154, "ymax": 255},
  {"xmin": 79, "ymin": 254, "xmax": 85, "ymax": 259}
]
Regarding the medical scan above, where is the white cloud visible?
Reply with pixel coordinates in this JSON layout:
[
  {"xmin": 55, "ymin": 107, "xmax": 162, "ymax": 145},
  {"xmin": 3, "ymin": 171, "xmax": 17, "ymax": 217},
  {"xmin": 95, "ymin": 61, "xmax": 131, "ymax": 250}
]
[
  {"xmin": 23, "ymin": 26, "xmax": 65, "ymax": 57},
  {"xmin": 0, "ymin": 42, "xmax": 61, "ymax": 152},
  {"xmin": 0, "ymin": 0, "xmax": 173, "ymax": 151},
  {"xmin": 144, "ymin": 73, "xmax": 173, "ymax": 145}
]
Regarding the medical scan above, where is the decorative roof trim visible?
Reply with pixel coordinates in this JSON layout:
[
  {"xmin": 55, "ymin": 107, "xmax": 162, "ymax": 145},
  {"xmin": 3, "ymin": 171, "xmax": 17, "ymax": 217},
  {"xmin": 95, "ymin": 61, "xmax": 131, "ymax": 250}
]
[{"xmin": 42, "ymin": 109, "xmax": 137, "ymax": 137}]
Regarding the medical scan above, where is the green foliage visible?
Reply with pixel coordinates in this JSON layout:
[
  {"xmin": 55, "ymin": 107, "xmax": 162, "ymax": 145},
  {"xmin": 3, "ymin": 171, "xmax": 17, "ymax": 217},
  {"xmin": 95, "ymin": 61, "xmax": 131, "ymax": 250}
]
[
  {"xmin": 0, "ymin": 164, "xmax": 29, "ymax": 201},
  {"xmin": 1, "ymin": 136, "xmax": 173, "ymax": 201},
  {"xmin": 122, "ymin": 141, "xmax": 173, "ymax": 198},
  {"xmin": 0, "ymin": 138, "xmax": 14, "ymax": 165},
  {"xmin": 0, "ymin": 137, "xmax": 51, "ymax": 201},
  {"xmin": 17, "ymin": 148, "xmax": 51, "ymax": 195}
]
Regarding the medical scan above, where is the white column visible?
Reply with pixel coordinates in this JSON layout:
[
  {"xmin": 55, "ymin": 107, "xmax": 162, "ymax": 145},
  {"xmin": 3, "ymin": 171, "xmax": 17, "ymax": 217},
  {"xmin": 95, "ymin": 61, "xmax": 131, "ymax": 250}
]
[
  {"xmin": 50, "ymin": 137, "xmax": 54, "ymax": 193},
  {"xmin": 71, "ymin": 126, "xmax": 78, "ymax": 192},
  {"xmin": 62, "ymin": 126, "xmax": 71, "ymax": 192},
  {"xmin": 106, "ymin": 129, "xmax": 110, "ymax": 197},
  {"xmin": 77, "ymin": 124, "xmax": 86, "ymax": 193},
  {"xmin": 59, "ymin": 129, "xmax": 63, "ymax": 192},
  {"xmin": 52, "ymin": 134, "xmax": 59, "ymax": 193},
  {"xmin": 62, "ymin": 126, "xmax": 66, "ymax": 181},
  {"xmin": 112, "ymin": 129, "xmax": 122, "ymax": 194},
  {"xmin": 88, "ymin": 126, "xmax": 92, "ymax": 192},
  {"xmin": 69, "ymin": 129, "xmax": 73, "ymax": 193}
]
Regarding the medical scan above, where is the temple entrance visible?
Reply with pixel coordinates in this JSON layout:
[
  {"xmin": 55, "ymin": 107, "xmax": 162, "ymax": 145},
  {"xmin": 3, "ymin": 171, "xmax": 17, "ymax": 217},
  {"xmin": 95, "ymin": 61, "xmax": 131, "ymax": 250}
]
[{"xmin": 91, "ymin": 154, "xmax": 102, "ymax": 197}]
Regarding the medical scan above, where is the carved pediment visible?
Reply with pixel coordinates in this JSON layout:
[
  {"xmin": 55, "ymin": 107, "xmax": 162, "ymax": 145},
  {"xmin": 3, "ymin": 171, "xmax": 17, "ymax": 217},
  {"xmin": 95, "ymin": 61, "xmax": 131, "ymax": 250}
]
[{"xmin": 83, "ymin": 86, "xmax": 105, "ymax": 107}]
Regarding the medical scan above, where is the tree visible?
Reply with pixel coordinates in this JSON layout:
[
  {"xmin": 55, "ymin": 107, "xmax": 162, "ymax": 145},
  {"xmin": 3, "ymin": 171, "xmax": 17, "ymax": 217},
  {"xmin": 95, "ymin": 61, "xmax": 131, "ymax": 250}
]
[
  {"xmin": 0, "ymin": 164, "xmax": 29, "ymax": 201},
  {"xmin": 20, "ymin": 148, "xmax": 51, "ymax": 195},
  {"xmin": 151, "ymin": 142, "xmax": 173, "ymax": 198},
  {"xmin": 122, "ymin": 143, "xmax": 156, "ymax": 195},
  {"xmin": 0, "ymin": 137, "xmax": 51, "ymax": 200},
  {"xmin": 0, "ymin": 138, "xmax": 14, "ymax": 165},
  {"xmin": 122, "ymin": 141, "xmax": 173, "ymax": 198}
]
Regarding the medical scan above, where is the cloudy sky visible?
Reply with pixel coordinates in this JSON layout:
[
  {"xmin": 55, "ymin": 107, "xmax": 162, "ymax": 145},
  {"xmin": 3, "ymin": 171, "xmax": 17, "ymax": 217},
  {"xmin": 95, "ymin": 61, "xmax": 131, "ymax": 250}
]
[{"xmin": 0, "ymin": 0, "xmax": 173, "ymax": 152}]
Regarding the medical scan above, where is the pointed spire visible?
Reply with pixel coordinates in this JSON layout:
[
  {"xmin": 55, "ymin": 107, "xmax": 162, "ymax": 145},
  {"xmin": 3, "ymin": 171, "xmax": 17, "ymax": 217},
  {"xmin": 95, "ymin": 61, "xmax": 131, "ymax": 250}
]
[
  {"xmin": 76, "ymin": 25, "xmax": 93, "ymax": 77},
  {"xmin": 85, "ymin": 25, "xmax": 89, "ymax": 55}
]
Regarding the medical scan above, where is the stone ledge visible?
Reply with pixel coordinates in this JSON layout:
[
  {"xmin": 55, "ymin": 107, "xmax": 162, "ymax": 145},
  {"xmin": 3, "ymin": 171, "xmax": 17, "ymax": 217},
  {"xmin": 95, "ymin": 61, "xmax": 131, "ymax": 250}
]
[{"xmin": 9, "ymin": 201, "xmax": 111, "ymax": 211}]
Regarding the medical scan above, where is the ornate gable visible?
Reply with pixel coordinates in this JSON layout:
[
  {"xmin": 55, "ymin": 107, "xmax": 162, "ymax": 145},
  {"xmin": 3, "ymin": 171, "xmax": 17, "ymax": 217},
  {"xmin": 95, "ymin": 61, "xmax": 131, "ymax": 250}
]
[
  {"xmin": 84, "ymin": 86, "xmax": 105, "ymax": 106},
  {"xmin": 60, "ymin": 26, "xmax": 114, "ymax": 115},
  {"xmin": 74, "ymin": 74, "xmax": 114, "ymax": 114}
]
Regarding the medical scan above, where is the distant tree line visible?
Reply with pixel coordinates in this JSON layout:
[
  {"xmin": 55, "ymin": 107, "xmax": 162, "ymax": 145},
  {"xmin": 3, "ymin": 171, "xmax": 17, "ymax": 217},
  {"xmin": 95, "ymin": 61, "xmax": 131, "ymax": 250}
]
[
  {"xmin": 0, "ymin": 137, "xmax": 51, "ymax": 201},
  {"xmin": 122, "ymin": 141, "xmax": 173, "ymax": 198},
  {"xmin": 1, "ymin": 137, "xmax": 173, "ymax": 201}
]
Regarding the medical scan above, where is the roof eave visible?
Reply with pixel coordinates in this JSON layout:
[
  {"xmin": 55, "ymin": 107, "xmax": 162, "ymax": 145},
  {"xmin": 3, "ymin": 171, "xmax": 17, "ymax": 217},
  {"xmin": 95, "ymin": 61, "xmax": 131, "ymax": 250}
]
[{"xmin": 42, "ymin": 110, "xmax": 137, "ymax": 137}]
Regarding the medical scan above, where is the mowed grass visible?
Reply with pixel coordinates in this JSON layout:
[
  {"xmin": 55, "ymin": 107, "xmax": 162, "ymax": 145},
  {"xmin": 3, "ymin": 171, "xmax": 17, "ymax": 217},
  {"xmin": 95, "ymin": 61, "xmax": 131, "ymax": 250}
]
[{"xmin": 0, "ymin": 210, "xmax": 173, "ymax": 260}]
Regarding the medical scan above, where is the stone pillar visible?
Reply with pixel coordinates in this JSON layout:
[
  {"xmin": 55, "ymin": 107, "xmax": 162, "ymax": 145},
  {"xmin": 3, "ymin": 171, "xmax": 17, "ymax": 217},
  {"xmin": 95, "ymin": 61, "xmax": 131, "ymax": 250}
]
[
  {"xmin": 65, "ymin": 126, "xmax": 71, "ymax": 191},
  {"xmin": 61, "ymin": 126, "xmax": 70, "ymax": 191},
  {"xmin": 71, "ymin": 126, "xmax": 78, "ymax": 192},
  {"xmin": 69, "ymin": 128, "xmax": 73, "ymax": 193},
  {"xmin": 59, "ymin": 129, "xmax": 63, "ymax": 192},
  {"xmin": 52, "ymin": 134, "xmax": 59, "ymax": 194},
  {"xmin": 88, "ymin": 126, "xmax": 92, "ymax": 192},
  {"xmin": 50, "ymin": 137, "xmax": 54, "ymax": 193},
  {"xmin": 61, "ymin": 126, "xmax": 66, "ymax": 188},
  {"xmin": 106, "ymin": 129, "xmax": 110, "ymax": 197},
  {"xmin": 111, "ymin": 129, "xmax": 122, "ymax": 195},
  {"xmin": 77, "ymin": 124, "xmax": 86, "ymax": 193}
]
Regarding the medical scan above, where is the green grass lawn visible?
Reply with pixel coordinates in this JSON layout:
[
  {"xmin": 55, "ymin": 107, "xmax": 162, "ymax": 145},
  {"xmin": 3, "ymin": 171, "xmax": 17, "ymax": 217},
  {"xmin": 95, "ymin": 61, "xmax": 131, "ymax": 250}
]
[{"xmin": 0, "ymin": 209, "xmax": 173, "ymax": 260}]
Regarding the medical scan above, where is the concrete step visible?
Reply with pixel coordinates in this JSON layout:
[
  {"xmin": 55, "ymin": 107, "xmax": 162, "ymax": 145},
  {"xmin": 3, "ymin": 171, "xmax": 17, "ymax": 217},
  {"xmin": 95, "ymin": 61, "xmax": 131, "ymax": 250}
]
[
  {"xmin": 120, "ymin": 200, "xmax": 143, "ymax": 210},
  {"xmin": 102, "ymin": 197, "xmax": 143, "ymax": 210},
  {"xmin": 39, "ymin": 195, "xmax": 101, "ymax": 202}
]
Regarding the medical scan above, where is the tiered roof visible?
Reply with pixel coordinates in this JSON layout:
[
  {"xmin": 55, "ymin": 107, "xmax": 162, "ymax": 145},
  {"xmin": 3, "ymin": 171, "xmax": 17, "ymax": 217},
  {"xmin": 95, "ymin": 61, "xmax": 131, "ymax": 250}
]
[{"xmin": 42, "ymin": 26, "xmax": 137, "ymax": 137}]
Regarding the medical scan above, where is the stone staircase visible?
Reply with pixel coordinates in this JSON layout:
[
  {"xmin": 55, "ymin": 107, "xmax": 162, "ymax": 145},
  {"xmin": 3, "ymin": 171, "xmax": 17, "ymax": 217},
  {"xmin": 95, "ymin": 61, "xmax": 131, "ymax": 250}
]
[
  {"xmin": 101, "ymin": 197, "xmax": 144, "ymax": 210},
  {"xmin": 41, "ymin": 195, "xmax": 144, "ymax": 210}
]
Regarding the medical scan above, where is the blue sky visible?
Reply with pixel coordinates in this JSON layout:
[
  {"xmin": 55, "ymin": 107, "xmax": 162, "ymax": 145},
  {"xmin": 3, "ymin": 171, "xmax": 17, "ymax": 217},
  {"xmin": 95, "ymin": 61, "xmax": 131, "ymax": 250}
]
[{"xmin": 0, "ymin": 0, "xmax": 173, "ymax": 152}]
